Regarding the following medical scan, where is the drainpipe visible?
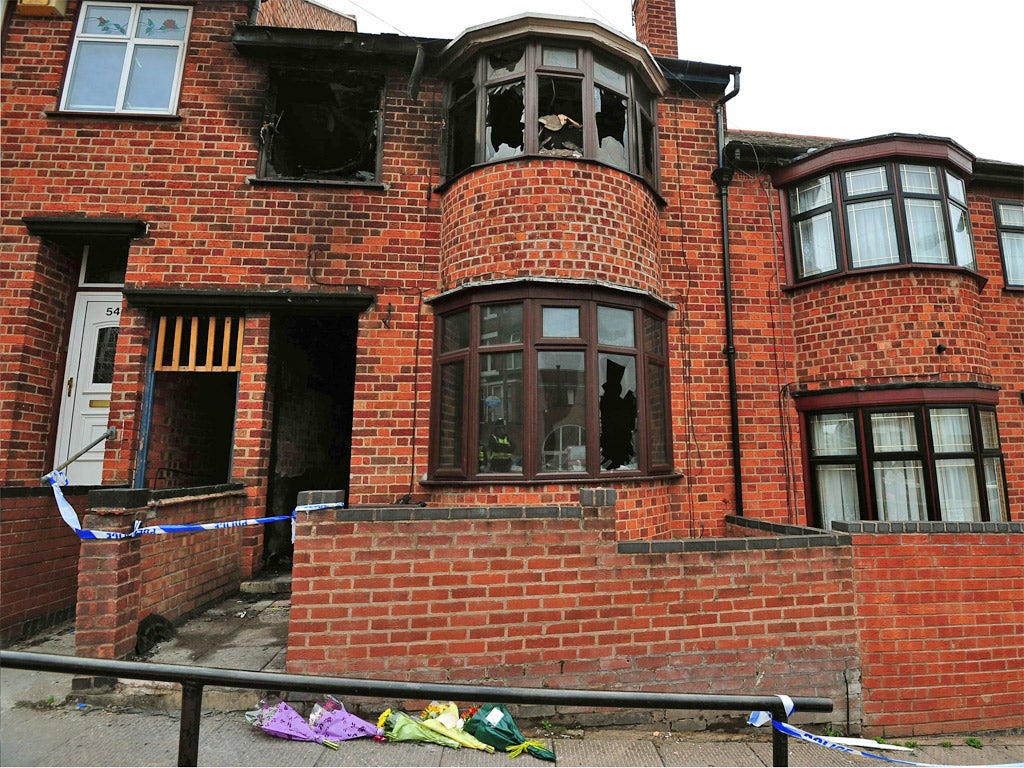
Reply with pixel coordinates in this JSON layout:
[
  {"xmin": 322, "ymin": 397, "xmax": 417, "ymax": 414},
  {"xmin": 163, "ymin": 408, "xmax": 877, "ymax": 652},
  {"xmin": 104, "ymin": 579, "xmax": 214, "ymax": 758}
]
[
  {"xmin": 710, "ymin": 71, "xmax": 743, "ymax": 515},
  {"xmin": 248, "ymin": 0, "xmax": 262, "ymax": 25}
]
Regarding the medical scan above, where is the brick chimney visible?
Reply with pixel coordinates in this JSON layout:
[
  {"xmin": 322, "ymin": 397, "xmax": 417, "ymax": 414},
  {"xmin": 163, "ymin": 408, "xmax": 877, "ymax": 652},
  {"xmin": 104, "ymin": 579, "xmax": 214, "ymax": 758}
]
[{"xmin": 631, "ymin": 0, "xmax": 678, "ymax": 58}]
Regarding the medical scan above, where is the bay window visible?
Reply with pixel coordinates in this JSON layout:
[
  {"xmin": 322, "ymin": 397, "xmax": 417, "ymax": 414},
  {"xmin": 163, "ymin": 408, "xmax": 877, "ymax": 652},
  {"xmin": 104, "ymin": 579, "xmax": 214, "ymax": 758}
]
[
  {"xmin": 430, "ymin": 286, "xmax": 671, "ymax": 481},
  {"xmin": 807, "ymin": 401, "xmax": 1007, "ymax": 528},
  {"xmin": 444, "ymin": 38, "xmax": 659, "ymax": 183},
  {"xmin": 787, "ymin": 161, "xmax": 975, "ymax": 281}
]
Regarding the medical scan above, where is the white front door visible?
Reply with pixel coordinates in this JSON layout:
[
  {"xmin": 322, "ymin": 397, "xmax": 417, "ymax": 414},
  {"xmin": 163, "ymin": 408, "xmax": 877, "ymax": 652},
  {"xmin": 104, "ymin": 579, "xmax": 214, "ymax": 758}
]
[{"xmin": 54, "ymin": 292, "xmax": 122, "ymax": 485}]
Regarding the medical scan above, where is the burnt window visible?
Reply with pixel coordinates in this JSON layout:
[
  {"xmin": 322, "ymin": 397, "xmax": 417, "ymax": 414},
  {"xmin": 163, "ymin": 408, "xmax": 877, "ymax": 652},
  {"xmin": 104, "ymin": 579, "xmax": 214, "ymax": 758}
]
[
  {"xmin": 259, "ymin": 69, "xmax": 383, "ymax": 183},
  {"xmin": 445, "ymin": 40, "xmax": 658, "ymax": 183}
]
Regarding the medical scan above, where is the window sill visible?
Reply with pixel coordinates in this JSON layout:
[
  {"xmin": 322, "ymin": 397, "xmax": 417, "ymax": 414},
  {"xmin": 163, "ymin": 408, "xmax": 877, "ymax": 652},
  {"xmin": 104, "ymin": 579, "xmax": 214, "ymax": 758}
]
[
  {"xmin": 421, "ymin": 471, "xmax": 683, "ymax": 487},
  {"xmin": 45, "ymin": 110, "xmax": 182, "ymax": 122},
  {"xmin": 247, "ymin": 176, "xmax": 387, "ymax": 191},
  {"xmin": 783, "ymin": 262, "xmax": 989, "ymax": 293}
]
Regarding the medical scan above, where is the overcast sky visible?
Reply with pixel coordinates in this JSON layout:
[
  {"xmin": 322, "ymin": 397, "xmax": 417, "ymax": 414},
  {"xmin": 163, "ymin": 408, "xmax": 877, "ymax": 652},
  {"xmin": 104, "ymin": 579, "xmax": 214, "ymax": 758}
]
[{"xmin": 322, "ymin": 0, "xmax": 1023, "ymax": 164}]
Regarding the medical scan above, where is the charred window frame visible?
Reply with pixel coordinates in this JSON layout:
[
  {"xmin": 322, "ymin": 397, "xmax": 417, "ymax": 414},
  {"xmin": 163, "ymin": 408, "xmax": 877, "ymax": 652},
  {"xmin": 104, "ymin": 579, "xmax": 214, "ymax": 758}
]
[
  {"xmin": 444, "ymin": 40, "xmax": 658, "ymax": 184},
  {"xmin": 785, "ymin": 162, "xmax": 976, "ymax": 282},
  {"xmin": 805, "ymin": 402, "xmax": 1008, "ymax": 528},
  {"xmin": 258, "ymin": 67, "xmax": 384, "ymax": 184},
  {"xmin": 429, "ymin": 285, "xmax": 672, "ymax": 482}
]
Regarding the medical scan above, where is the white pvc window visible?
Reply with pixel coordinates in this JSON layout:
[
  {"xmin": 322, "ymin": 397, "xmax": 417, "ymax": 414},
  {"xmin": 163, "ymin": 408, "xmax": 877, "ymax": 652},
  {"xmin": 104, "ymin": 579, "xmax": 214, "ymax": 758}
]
[{"xmin": 61, "ymin": 3, "xmax": 192, "ymax": 114}]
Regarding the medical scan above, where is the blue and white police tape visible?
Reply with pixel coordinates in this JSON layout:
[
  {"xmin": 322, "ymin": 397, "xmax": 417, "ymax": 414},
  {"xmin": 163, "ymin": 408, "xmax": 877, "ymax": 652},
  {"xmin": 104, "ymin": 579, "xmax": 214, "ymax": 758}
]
[
  {"xmin": 749, "ymin": 699, "xmax": 1024, "ymax": 767},
  {"xmin": 43, "ymin": 470, "xmax": 345, "ymax": 541}
]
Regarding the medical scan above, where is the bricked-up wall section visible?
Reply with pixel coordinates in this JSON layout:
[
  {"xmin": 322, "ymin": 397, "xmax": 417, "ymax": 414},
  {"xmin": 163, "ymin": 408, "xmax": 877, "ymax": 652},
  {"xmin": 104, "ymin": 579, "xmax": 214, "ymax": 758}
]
[
  {"xmin": 0, "ymin": 488, "xmax": 85, "ymax": 642},
  {"xmin": 839, "ymin": 521, "xmax": 1024, "ymax": 736},
  {"xmin": 75, "ymin": 485, "xmax": 247, "ymax": 659},
  {"xmin": 288, "ymin": 492, "xmax": 862, "ymax": 731}
]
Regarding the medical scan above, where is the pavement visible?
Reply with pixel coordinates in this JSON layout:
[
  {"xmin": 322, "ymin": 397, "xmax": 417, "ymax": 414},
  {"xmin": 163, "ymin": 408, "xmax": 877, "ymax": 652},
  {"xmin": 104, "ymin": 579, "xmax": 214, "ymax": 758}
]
[{"xmin": 2, "ymin": 588, "xmax": 1022, "ymax": 767}]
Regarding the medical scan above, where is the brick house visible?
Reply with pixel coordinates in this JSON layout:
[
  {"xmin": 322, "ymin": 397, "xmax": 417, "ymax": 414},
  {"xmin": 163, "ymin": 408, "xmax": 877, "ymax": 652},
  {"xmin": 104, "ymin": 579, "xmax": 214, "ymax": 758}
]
[{"xmin": 2, "ymin": 0, "xmax": 1021, "ymax": 737}]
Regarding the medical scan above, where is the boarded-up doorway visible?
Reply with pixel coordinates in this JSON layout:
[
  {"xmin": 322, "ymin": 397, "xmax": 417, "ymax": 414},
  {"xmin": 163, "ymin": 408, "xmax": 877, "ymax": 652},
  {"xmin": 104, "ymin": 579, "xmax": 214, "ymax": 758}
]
[{"xmin": 264, "ymin": 314, "xmax": 357, "ymax": 571}]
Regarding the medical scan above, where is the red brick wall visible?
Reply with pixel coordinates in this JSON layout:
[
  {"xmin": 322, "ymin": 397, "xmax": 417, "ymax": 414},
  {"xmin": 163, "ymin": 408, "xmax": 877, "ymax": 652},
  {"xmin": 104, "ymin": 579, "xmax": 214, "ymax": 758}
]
[
  {"xmin": 850, "ymin": 529, "xmax": 1024, "ymax": 735},
  {"xmin": 0, "ymin": 488, "xmax": 84, "ymax": 641},
  {"xmin": 256, "ymin": 0, "xmax": 356, "ymax": 31},
  {"xmin": 289, "ymin": 498, "xmax": 862, "ymax": 729},
  {"xmin": 632, "ymin": 0, "xmax": 678, "ymax": 58},
  {"xmin": 440, "ymin": 161, "xmax": 662, "ymax": 294},
  {"xmin": 76, "ymin": 487, "xmax": 248, "ymax": 658}
]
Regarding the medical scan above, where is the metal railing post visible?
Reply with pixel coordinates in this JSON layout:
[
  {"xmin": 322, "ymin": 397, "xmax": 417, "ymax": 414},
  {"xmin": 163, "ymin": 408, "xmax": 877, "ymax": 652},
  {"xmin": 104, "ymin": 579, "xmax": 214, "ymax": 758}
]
[
  {"xmin": 178, "ymin": 681, "xmax": 204, "ymax": 767},
  {"xmin": 771, "ymin": 704, "xmax": 789, "ymax": 768}
]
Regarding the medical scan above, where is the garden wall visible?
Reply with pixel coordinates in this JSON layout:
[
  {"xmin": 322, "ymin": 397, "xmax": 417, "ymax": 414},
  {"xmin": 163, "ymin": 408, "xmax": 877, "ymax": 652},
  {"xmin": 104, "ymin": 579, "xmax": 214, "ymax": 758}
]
[
  {"xmin": 288, "ymin": 490, "xmax": 862, "ymax": 732},
  {"xmin": 75, "ymin": 484, "xmax": 249, "ymax": 660},
  {"xmin": 0, "ymin": 486, "xmax": 85, "ymax": 643}
]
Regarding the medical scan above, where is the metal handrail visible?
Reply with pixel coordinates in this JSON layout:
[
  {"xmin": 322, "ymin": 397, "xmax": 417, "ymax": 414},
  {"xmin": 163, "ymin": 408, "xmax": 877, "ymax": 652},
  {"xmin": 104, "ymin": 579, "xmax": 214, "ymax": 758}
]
[{"xmin": 1, "ymin": 650, "xmax": 831, "ymax": 767}]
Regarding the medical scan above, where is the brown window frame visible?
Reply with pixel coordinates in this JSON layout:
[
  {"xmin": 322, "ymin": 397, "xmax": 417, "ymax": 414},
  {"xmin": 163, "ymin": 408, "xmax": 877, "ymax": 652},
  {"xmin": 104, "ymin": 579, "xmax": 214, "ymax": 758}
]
[{"xmin": 429, "ymin": 283, "xmax": 672, "ymax": 482}]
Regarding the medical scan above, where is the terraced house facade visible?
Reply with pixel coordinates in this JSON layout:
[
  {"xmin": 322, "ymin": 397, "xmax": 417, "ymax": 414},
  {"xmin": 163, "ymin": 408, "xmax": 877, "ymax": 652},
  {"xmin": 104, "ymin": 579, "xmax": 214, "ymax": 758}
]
[{"xmin": 2, "ymin": 0, "xmax": 1021, "ymax": 737}]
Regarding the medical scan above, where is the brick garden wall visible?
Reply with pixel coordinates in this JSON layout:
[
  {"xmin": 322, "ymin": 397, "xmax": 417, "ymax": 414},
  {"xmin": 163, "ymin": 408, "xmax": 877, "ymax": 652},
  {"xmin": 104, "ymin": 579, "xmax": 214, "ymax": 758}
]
[
  {"xmin": 843, "ymin": 523, "xmax": 1024, "ymax": 736},
  {"xmin": 0, "ymin": 487, "xmax": 85, "ymax": 642},
  {"xmin": 75, "ymin": 485, "xmax": 248, "ymax": 659},
  {"xmin": 288, "ymin": 491, "xmax": 862, "ymax": 731}
]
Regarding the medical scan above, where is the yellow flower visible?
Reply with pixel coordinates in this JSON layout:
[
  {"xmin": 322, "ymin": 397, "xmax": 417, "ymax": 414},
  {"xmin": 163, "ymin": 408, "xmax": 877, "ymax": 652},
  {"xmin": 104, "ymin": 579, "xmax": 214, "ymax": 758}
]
[{"xmin": 377, "ymin": 709, "xmax": 392, "ymax": 729}]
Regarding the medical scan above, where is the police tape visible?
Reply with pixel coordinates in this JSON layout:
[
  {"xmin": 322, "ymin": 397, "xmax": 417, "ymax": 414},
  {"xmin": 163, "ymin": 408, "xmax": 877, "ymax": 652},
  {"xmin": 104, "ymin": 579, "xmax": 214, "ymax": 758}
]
[
  {"xmin": 749, "ymin": 703, "xmax": 1024, "ymax": 767},
  {"xmin": 44, "ymin": 470, "xmax": 344, "ymax": 541}
]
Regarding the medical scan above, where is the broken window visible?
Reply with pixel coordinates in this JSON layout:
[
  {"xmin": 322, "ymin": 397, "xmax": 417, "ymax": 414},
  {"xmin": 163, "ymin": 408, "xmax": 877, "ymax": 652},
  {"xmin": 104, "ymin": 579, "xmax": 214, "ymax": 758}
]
[
  {"xmin": 260, "ymin": 69, "xmax": 383, "ymax": 183},
  {"xmin": 445, "ymin": 37, "xmax": 658, "ymax": 182}
]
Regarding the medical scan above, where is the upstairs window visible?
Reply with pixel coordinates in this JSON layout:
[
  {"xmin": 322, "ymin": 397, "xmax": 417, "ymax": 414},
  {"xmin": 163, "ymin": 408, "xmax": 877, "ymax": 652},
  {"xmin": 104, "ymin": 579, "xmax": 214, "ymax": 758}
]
[
  {"xmin": 258, "ymin": 69, "xmax": 384, "ymax": 183},
  {"xmin": 807, "ymin": 402, "xmax": 1007, "ymax": 528},
  {"xmin": 994, "ymin": 200, "xmax": 1024, "ymax": 287},
  {"xmin": 61, "ymin": 3, "xmax": 192, "ymax": 114},
  {"xmin": 445, "ymin": 41, "xmax": 658, "ymax": 183},
  {"xmin": 787, "ymin": 162, "xmax": 975, "ymax": 281},
  {"xmin": 431, "ymin": 286, "xmax": 671, "ymax": 481}
]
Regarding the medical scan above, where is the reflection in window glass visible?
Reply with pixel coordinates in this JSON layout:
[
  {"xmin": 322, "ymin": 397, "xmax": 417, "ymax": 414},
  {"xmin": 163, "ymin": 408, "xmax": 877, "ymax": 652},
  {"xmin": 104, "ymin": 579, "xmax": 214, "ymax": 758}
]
[
  {"xmin": 949, "ymin": 203, "xmax": 975, "ymax": 268},
  {"xmin": 594, "ymin": 57, "xmax": 627, "ymax": 91},
  {"xmin": 542, "ymin": 46, "xmax": 577, "ymax": 68},
  {"xmin": 599, "ymin": 354, "xmax": 637, "ymax": 471},
  {"xmin": 479, "ymin": 352, "xmax": 523, "ymax": 474},
  {"xmin": 124, "ymin": 45, "xmax": 178, "ymax": 111},
  {"xmin": 791, "ymin": 176, "xmax": 833, "ymax": 214},
  {"xmin": 480, "ymin": 303, "xmax": 523, "ymax": 346},
  {"xmin": 542, "ymin": 307, "xmax": 579, "ymax": 337},
  {"xmin": 441, "ymin": 310, "xmax": 470, "ymax": 352},
  {"xmin": 647, "ymin": 360, "xmax": 668, "ymax": 465},
  {"xmin": 538, "ymin": 351, "xmax": 585, "ymax": 472},
  {"xmin": 597, "ymin": 306, "xmax": 634, "ymax": 347},
  {"xmin": 984, "ymin": 458, "xmax": 1006, "ymax": 522},
  {"xmin": 437, "ymin": 362, "xmax": 465, "ymax": 469}
]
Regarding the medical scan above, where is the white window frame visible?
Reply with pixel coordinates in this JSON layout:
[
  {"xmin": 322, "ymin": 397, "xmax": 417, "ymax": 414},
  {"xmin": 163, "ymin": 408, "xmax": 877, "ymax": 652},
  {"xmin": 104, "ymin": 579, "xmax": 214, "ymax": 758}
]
[{"xmin": 60, "ymin": 2, "xmax": 192, "ymax": 115}]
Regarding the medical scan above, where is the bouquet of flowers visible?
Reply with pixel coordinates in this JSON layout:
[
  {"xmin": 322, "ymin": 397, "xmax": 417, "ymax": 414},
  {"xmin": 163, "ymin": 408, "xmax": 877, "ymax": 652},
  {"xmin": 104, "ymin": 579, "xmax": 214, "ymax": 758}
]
[
  {"xmin": 464, "ymin": 703, "xmax": 556, "ymax": 761},
  {"xmin": 418, "ymin": 701, "xmax": 495, "ymax": 753},
  {"xmin": 377, "ymin": 708, "xmax": 462, "ymax": 749},
  {"xmin": 245, "ymin": 698, "xmax": 339, "ymax": 750},
  {"xmin": 308, "ymin": 695, "xmax": 383, "ymax": 742}
]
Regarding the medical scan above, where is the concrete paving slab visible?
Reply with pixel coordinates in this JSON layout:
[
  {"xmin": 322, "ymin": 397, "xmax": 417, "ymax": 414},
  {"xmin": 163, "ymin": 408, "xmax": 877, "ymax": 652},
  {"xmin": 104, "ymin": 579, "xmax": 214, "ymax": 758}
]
[
  {"xmin": 554, "ymin": 737, "xmax": 661, "ymax": 766},
  {"xmin": 655, "ymin": 739, "xmax": 766, "ymax": 767}
]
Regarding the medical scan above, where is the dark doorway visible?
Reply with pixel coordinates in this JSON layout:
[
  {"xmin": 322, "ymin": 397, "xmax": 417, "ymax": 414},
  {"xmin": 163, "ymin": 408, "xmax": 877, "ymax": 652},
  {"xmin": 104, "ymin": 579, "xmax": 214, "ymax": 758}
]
[{"xmin": 264, "ymin": 314, "xmax": 357, "ymax": 572}]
